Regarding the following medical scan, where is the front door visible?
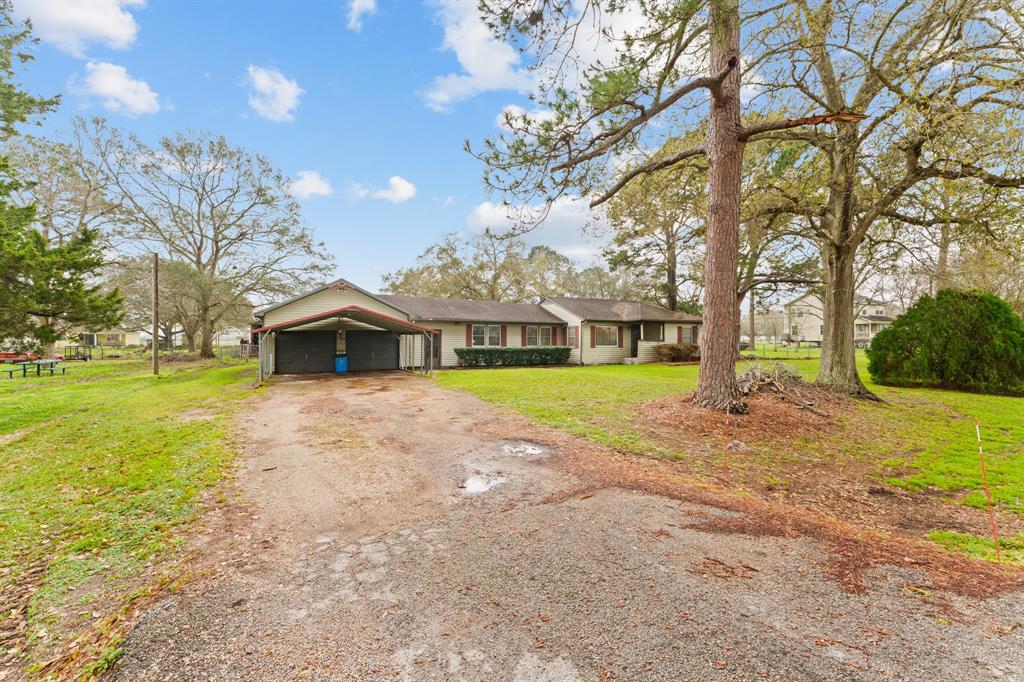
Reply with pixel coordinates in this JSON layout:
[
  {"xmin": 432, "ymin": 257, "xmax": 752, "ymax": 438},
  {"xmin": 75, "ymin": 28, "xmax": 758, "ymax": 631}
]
[{"xmin": 629, "ymin": 324, "xmax": 641, "ymax": 358}]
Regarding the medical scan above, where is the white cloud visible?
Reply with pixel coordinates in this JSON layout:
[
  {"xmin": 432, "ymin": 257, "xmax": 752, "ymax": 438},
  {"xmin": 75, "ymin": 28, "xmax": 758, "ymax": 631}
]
[
  {"xmin": 345, "ymin": 182, "xmax": 371, "ymax": 200},
  {"xmin": 346, "ymin": 176, "xmax": 417, "ymax": 204},
  {"xmin": 372, "ymin": 176, "xmax": 417, "ymax": 203},
  {"xmin": 288, "ymin": 170, "xmax": 334, "ymax": 199},
  {"xmin": 245, "ymin": 65, "xmax": 303, "ymax": 123},
  {"xmin": 346, "ymin": 0, "xmax": 377, "ymax": 31},
  {"xmin": 74, "ymin": 61, "xmax": 160, "ymax": 116},
  {"xmin": 440, "ymin": 195, "xmax": 456, "ymax": 207},
  {"xmin": 14, "ymin": 0, "xmax": 144, "ymax": 57},
  {"xmin": 466, "ymin": 196, "xmax": 603, "ymax": 261},
  {"xmin": 422, "ymin": 0, "xmax": 535, "ymax": 112}
]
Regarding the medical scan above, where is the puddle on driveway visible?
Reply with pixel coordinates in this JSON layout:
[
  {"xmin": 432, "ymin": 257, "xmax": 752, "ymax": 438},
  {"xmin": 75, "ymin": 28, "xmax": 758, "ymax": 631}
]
[
  {"xmin": 500, "ymin": 441, "xmax": 548, "ymax": 459},
  {"xmin": 460, "ymin": 473, "xmax": 506, "ymax": 494}
]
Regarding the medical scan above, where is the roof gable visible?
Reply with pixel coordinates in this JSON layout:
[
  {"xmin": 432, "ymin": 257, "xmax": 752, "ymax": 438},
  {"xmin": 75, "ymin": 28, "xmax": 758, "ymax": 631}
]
[{"xmin": 256, "ymin": 278, "xmax": 411, "ymax": 318}]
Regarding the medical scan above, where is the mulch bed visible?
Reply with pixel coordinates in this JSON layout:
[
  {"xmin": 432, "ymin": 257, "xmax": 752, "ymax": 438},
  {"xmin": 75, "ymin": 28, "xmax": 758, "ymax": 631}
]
[{"xmin": 642, "ymin": 389, "xmax": 848, "ymax": 443}]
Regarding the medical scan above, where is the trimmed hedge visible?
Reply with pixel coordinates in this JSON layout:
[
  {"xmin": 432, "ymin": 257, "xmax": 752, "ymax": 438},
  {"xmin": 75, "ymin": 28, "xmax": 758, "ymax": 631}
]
[
  {"xmin": 866, "ymin": 289, "xmax": 1024, "ymax": 395},
  {"xmin": 653, "ymin": 343, "xmax": 700, "ymax": 362},
  {"xmin": 454, "ymin": 346, "xmax": 572, "ymax": 367}
]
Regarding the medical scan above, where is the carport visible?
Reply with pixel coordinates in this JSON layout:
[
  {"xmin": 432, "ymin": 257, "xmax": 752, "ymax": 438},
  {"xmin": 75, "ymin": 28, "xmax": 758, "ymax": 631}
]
[{"xmin": 251, "ymin": 305, "xmax": 438, "ymax": 382}]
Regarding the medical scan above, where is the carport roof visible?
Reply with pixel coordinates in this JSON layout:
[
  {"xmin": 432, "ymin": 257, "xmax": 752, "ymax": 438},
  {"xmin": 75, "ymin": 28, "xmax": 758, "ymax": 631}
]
[{"xmin": 251, "ymin": 305, "xmax": 438, "ymax": 335}]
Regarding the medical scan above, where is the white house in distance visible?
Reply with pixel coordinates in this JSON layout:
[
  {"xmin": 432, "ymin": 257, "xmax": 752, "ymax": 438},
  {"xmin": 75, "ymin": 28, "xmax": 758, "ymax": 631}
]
[
  {"xmin": 784, "ymin": 292, "xmax": 900, "ymax": 347},
  {"xmin": 250, "ymin": 278, "xmax": 702, "ymax": 374}
]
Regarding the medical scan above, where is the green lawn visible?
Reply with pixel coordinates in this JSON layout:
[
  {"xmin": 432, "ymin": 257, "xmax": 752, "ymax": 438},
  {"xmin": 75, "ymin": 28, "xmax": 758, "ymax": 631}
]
[
  {"xmin": 436, "ymin": 356, "xmax": 1024, "ymax": 561},
  {"xmin": 0, "ymin": 359, "xmax": 256, "ymax": 675}
]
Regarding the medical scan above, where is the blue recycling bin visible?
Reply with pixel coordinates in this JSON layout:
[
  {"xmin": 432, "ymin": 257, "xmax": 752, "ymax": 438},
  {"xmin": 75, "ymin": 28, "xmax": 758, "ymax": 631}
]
[{"xmin": 334, "ymin": 353, "xmax": 349, "ymax": 373}]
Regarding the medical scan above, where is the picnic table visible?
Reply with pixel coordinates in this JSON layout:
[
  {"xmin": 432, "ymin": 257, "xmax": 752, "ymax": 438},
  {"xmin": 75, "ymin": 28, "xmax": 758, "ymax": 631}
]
[{"xmin": 2, "ymin": 360, "xmax": 66, "ymax": 378}]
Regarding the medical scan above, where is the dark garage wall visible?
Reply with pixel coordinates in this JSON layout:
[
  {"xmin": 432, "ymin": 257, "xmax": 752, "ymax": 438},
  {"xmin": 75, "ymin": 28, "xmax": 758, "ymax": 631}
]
[{"xmin": 275, "ymin": 331, "xmax": 336, "ymax": 374}]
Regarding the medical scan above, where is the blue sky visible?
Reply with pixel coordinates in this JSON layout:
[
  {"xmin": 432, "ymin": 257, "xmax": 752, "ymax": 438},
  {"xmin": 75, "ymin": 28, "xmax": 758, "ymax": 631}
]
[{"xmin": 13, "ymin": 0, "xmax": 603, "ymax": 289}]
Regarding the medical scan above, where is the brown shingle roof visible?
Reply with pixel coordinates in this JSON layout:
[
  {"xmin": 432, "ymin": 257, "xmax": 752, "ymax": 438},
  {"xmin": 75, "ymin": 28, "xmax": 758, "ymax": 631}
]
[
  {"xmin": 543, "ymin": 296, "xmax": 702, "ymax": 323},
  {"xmin": 376, "ymin": 294, "xmax": 564, "ymax": 323}
]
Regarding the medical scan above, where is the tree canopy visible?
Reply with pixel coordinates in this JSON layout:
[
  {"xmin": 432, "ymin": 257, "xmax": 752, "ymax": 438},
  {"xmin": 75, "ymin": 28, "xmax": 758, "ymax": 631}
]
[
  {"xmin": 81, "ymin": 120, "xmax": 333, "ymax": 357},
  {"xmin": 382, "ymin": 231, "xmax": 651, "ymax": 303},
  {"xmin": 0, "ymin": 3, "xmax": 120, "ymax": 351}
]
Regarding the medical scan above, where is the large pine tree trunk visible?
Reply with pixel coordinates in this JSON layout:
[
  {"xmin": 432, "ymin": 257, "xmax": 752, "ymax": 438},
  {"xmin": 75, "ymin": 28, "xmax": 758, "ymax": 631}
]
[
  {"xmin": 817, "ymin": 240, "xmax": 873, "ymax": 396},
  {"xmin": 693, "ymin": 0, "xmax": 745, "ymax": 413}
]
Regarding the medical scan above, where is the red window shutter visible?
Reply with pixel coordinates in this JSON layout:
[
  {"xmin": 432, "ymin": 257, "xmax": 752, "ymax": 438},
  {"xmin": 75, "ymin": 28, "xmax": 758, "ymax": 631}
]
[
  {"xmin": 465, "ymin": 323, "xmax": 472, "ymax": 347},
  {"xmin": 617, "ymin": 325, "xmax": 624, "ymax": 348},
  {"xmin": 551, "ymin": 326, "xmax": 557, "ymax": 345},
  {"xmin": 500, "ymin": 324, "xmax": 507, "ymax": 346},
  {"xmin": 677, "ymin": 326, "xmax": 682, "ymax": 343},
  {"xmin": 590, "ymin": 325, "xmax": 596, "ymax": 348},
  {"xmin": 521, "ymin": 325, "xmax": 527, "ymax": 346},
  {"xmin": 574, "ymin": 325, "xmax": 580, "ymax": 348}
]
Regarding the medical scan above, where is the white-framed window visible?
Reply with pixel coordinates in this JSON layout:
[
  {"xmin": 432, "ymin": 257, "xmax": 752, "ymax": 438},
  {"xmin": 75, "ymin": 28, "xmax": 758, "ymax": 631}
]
[
  {"xmin": 875, "ymin": 307, "xmax": 884, "ymax": 315},
  {"xmin": 472, "ymin": 324, "xmax": 502, "ymax": 346},
  {"xmin": 594, "ymin": 325, "xmax": 618, "ymax": 347},
  {"xmin": 567, "ymin": 326, "xmax": 578, "ymax": 347},
  {"xmin": 525, "ymin": 325, "xmax": 553, "ymax": 346}
]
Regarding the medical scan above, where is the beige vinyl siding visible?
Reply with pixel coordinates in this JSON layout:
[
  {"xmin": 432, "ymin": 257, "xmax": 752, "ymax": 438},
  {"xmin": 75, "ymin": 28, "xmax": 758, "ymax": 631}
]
[
  {"xmin": 398, "ymin": 332, "xmax": 425, "ymax": 367},
  {"xmin": 540, "ymin": 301, "xmax": 584, "ymax": 364},
  {"xmin": 636, "ymin": 341, "xmax": 660, "ymax": 363},
  {"xmin": 581, "ymin": 322, "xmax": 630, "ymax": 365},
  {"xmin": 261, "ymin": 286, "xmax": 410, "ymax": 326},
  {"xmin": 404, "ymin": 321, "xmax": 551, "ymax": 368},
  {"xmin": 664, "ymin": 322, "xmax": 700, "ymax": 346}
]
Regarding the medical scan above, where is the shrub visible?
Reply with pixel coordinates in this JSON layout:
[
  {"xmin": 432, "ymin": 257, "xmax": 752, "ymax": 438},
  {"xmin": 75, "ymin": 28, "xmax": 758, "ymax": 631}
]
[
  {"xmin": 454, "ymin": 346, "xmax": 572, "ymax": 367},
  {"xmin": 653, "ymin": 343, "xmax": 700, "ymax": 362},
  {"xmin": 866, "ymin": 289, "xmax": 1024, "ymax": 395}
]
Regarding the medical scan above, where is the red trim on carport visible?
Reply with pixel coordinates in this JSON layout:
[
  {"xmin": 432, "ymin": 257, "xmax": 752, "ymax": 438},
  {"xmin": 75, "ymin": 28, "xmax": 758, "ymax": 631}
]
[{"xmin": 251, "ymin": 305, "xmax": 438, "ymax": 334}]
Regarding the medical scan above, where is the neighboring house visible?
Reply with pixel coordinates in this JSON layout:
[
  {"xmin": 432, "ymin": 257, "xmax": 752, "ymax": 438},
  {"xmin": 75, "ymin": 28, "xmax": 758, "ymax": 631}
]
[
  {"xmin": 783, "ymin": 293, "xmax": 899, "ymax": 346},
  {"xmin": 72, "ymin": 327, "xmax": 143, "ymax": 347},
  {"xmin": 250, "ymin": 278, "xmax": 702, "ymax": 375}
]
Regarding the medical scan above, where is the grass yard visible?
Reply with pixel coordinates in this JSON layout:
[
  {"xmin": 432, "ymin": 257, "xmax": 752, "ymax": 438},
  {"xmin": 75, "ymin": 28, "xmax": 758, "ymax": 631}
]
[
  {"xmin": 436, "ymin": 355, "xmax": 1024, "ymax": 563},
  {"xmin": 0, "ymin": 359, "xmax": 255, "ymax": 676},
  {"xmin": 746, "ymin": 342, "xmax": 823, "ymax": 359}
]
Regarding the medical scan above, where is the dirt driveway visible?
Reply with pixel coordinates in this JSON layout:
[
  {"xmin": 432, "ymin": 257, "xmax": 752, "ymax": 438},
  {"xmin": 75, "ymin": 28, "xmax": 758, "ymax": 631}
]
[{"xmin": 110, "ymin": 372, "xmax": 1023, "ymax": 681}]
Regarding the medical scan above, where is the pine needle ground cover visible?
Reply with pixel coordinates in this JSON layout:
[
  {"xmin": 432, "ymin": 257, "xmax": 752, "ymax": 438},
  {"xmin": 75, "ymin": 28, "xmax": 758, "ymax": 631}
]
[{"xmin": 437, "ymin": 356, "xmax": 1024, "ymax": 565}]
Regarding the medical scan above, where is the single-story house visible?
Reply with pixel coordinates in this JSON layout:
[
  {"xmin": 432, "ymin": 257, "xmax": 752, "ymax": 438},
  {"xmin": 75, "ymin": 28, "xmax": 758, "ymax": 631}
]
[
  {"xmin": 70, "ymin": 327, "xmax": 143, "ymax": 347},
  {"xmin": 251, "ymin": 278, "xmax": 702, "ymax": 375}
]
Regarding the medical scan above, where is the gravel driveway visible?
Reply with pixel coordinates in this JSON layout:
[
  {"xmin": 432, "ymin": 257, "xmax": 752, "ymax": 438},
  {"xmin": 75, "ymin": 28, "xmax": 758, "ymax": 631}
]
[{"xmin": 109, "ymin": 372, "xmax": 1024, "ymax": 681}]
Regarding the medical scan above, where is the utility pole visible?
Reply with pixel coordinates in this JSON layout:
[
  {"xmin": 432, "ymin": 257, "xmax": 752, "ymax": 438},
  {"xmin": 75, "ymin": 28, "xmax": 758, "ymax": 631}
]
[{"xmin": 152, "ymin": 253, "xmax": 159, "ymax": 376}]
